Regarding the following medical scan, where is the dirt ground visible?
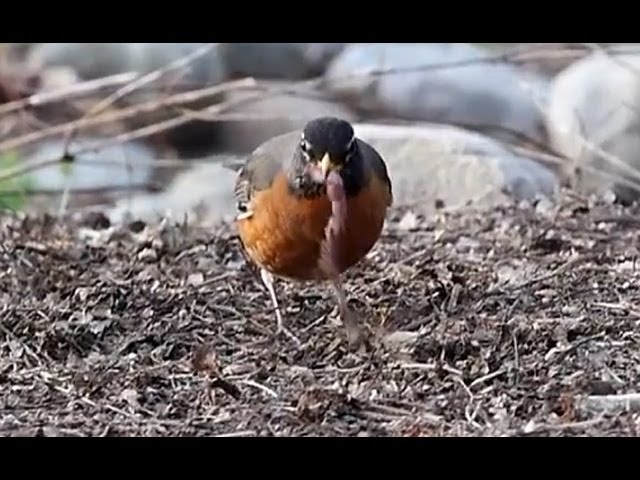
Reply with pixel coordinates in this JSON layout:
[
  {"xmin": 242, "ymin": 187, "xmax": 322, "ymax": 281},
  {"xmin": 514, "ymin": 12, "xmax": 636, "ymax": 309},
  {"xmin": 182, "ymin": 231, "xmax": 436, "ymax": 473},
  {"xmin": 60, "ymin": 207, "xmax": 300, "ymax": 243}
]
[{"xmin": 1, "ymin": 191, "xmax": 639, "ymax": 437}]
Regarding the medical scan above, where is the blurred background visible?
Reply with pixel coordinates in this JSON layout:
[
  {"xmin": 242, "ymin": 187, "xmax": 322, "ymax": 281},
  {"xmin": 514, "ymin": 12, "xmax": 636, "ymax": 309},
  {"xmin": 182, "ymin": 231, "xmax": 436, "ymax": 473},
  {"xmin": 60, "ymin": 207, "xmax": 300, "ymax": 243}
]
[{"xmin": 0, "ymin": 42, "xmax": 638, "ymax": 226}]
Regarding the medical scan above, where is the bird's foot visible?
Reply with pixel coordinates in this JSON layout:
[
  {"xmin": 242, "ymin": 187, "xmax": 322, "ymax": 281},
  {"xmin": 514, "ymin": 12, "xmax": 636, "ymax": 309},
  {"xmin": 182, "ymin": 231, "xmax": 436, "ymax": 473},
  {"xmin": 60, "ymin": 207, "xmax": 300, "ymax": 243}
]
[
  {"xmin": 328, "ymin": 278, "xmax": 365, "ymax": 350},
  {"xmin": 260, "ymin": 267, "xmax": 302, "ymax": 346},
  {"xmin": 275, "ymin": 319, "xmax": 302, "ymax": 347},
  {"xmin": 339, "ymin": 306, "xmax": 363, "ymax": 350}
]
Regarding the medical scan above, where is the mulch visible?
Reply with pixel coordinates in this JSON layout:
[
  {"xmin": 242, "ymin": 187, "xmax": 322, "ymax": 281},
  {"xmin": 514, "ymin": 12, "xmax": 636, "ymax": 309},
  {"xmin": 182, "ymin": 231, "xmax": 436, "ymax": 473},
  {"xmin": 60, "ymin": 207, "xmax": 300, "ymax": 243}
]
[{"xmin": 1, "ymin": 191, "xmax": 640, "ymax": 437}]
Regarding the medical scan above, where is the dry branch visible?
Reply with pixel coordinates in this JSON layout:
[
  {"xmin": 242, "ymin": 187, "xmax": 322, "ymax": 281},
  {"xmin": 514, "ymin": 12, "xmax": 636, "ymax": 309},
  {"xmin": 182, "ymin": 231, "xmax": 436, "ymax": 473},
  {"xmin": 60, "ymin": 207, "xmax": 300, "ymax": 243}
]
[
  {"xmin": 0, "ymin": 88, "xmax": 268, "ymax": 184},
  {"xmin": 0, "ymin": 183, "xmax": 157, "ymax": 197},
  {"xmin": 578, "ymin": 393, "xmax": 640, "ymax": 414},
  {"xmin": 62, "ymin": 43, "xmax": 220, "ymax": 152},
  {"xmin": 312, "ymin": 43, "xmax": 640, "ymax": 87},
  {"xmin": 0, "ymin": 77, "xmax": 257, "ymax": 153},
  {"xmin": 0, "ymin": 72, "xmax": 140, "ymax": 115}
]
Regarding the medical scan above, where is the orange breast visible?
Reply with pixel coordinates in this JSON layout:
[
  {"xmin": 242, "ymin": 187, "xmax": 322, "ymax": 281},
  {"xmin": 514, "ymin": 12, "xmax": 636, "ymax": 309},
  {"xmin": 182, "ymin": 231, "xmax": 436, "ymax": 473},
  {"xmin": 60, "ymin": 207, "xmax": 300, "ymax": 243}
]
[{"xmin": 237, "ymin": 172, "xmax": 390, "ymax": 281}]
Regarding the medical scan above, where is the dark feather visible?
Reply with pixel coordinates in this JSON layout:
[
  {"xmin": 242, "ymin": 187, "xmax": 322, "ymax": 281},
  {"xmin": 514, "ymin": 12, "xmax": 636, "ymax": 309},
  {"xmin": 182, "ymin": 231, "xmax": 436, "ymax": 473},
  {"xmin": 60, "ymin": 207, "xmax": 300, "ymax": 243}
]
[{"xmin": 357, "ymin": 139, "xmax": 393, "ymax": 206}]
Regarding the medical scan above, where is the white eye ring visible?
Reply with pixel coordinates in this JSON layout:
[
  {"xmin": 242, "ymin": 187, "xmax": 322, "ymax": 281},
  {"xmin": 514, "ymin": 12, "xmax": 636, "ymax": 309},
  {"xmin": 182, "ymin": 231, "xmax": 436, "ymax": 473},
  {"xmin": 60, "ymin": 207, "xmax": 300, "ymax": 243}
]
[
  {"xmin": 300, "ymin": 140, "xmax": 313, "ymax": 160},
  {"xmin": 345, "ymin": 137, "xmax": 356, "ymax": 159}
]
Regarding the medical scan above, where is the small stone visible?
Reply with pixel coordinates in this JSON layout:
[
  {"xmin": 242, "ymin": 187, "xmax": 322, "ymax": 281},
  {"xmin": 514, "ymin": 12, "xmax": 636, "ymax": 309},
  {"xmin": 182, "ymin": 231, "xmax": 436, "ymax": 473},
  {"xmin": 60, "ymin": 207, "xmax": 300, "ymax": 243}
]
[
  {"xmin": 137, "ymin": 248, "xmax": 157, "ymax": 262},
  {"xmin": 351, "ymin": 123, "xmax": 558, "ymax": 215},
  {"xmin": 150, "ymin": 237, "xmax": 164, "ymax": 250},
  {"xmin": 382, "ymin": 331, "xmax": 420, "ymax": 350},
  {"xmin": 535, "ymin": 197, "xmax": 554, "ymax": 217},
  {"xmin": 398, "ymin": 211, "xmax": 420, "ymax": 231},
  {"xmin": 74, "ymin": 287, "xmax": 91, "ymax": 302},
  {"xmin": 523, "ymin": 419, "xmax": 537, "ymax": 433},
  {"xmin": 120, "ymin": 388, "xmax": 140, "ymax": 408},
  {"xmin": 187, "ymin": 273, "xmax": 204, "ymax": 287}
]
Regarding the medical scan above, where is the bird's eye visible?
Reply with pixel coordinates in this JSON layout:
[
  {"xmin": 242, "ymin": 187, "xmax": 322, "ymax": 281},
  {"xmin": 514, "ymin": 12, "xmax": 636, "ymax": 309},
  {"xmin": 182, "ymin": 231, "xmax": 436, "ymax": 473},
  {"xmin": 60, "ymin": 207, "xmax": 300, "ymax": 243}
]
[{"xmin": 300, "ymin": 140, "xmax": 313, "ymax": 158}]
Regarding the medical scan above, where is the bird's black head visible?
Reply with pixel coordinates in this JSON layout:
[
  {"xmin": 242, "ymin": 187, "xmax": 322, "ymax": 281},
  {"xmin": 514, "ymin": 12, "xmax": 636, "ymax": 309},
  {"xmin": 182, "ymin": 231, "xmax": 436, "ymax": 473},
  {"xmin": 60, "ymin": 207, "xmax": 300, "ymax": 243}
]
[
  {"xmin": 288, "ymin": 117, "xmax": 364, "ymax": 198},
  {"xmin": 300, "ymin": 117, "xmax": 356, "ymax": 167}
]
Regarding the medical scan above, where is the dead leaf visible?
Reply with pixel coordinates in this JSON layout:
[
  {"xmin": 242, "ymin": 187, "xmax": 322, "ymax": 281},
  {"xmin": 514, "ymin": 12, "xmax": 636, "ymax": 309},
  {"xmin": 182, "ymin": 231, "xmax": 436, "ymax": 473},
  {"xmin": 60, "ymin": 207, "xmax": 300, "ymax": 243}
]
[{"xmin": 192, "ymin": 344, "xmax": 221, "ymax": 377}]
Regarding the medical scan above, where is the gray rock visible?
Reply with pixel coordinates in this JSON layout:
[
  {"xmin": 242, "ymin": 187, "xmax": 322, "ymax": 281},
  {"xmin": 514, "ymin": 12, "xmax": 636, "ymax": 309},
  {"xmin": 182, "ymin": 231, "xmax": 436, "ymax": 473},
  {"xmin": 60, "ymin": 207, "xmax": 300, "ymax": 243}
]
[
  {"xmin": 24, "ymin": 137, "xmax": 155, "ymax": 191},
  {"xmin": 214, "ymin": 82, "xmax": 357, "ymax": 153},
  {"xmin": 107, "ymin": 122, "xmax": 559, "ymax": 227},
  {"xmin": 220, "ymin": 43, "xmax": 346, "ymax": 80},
  {"xmin": 545, "ymin": 48, "xmax": 640, "ymax": 202},
  {"xmin": 107, "ymin": 158, "xmax": 238, "ymax": 226},
  {"xmin": 353, "ymin": 123, "xmax": 558, "ymax": 214},
  {"xmin": 301, "ymin": 43, "xmax": 348, "ymax": 73},
  {"xmin": 220, "ymin": 43, "xmax": 307, "ymax": 79},
  {"xmin": 27, "ymin": 43, "xmax": 227, "ymax": 87},
  {"xmin": 325, "ymin": 43, "xmax": 549, "ymax": 144}
]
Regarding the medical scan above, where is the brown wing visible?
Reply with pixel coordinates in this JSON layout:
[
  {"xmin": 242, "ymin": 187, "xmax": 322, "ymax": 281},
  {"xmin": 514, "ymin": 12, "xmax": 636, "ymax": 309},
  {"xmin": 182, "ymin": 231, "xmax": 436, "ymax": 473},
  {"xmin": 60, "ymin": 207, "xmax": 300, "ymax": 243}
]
[{"xmin": 233, "ymin": 130, "xmax": 302, "ymax": 218}]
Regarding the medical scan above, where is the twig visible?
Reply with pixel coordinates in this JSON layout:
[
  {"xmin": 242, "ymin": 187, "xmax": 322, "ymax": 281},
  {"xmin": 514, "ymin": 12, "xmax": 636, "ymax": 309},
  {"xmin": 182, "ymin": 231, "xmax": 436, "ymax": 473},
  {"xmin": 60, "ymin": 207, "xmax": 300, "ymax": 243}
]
[
  {"xmin": 592, "ymin": 301, "xmax": 640, "ymax": 319},
  {"xmin": 507, "ymin": 144, "xmax": 569, "ymax": 169},
  {"xmin": 578, "ymin": 393, "xmax": 640, "ymax": 414},
  {"xmin": 239, "ymin": 379, "xmax": 279, "ymax": 398},
  {"xmin": 398, "ymin": 362, "xmax": 437, "ymax": 371},
  {"xmin": 0, "ymin": 72, "xmax": 140, "ymax": 116},
  {"xmin": 368, "ymin": 402, "xmax": 413, "ymax": 417},
  {"xmin": 546, "ymin": 332, "xmax": 607, "ymax": 363},
  {"xmin": 520, "ymin": 416, "xmax": 606, "ymax": 435},
  {"xmin": 214, "ymin": 430, "xmax": 257, "ymax": 437},
  {"xmin": 0, "ymin": 183, "xmax": 157, "ymax": 197},
  {"xmin": 175, "ymin": 107, "xmax": 328, "ymax": 123},
  {"xmin": 0, "ymin": 85, "xmax": 264, "ymax": 185},
  {"xmin": 469, "ymin": 368, "xmax": 507, "ymax": 389},
  {"xmin": 396, "ymin": 248, "xmax": 430, "ymax": 266},
  {"xmin": 196, "ymin": 272, "xmax": 235, "ymax": 288},
  {"xmin": 318, "ymin": 44, "xmax": 574, "ymax": 84},
  {"xmin": 487, "ymin": 254, "xmax": 589, "ymax": 295},
  {"xmin": 0, "ymin": 77, "xmax": 256, "ymax": 153},
  {"xmin": 442, "ymin": 363, "xmax": 463, "ymax": 377},
  {"xmin": 452, "ymin": 376, "xmax": 484, "ymax": 430},
  {"xmin": 62, "ymin": 43, "xmax": 219, "ymax": 153}
]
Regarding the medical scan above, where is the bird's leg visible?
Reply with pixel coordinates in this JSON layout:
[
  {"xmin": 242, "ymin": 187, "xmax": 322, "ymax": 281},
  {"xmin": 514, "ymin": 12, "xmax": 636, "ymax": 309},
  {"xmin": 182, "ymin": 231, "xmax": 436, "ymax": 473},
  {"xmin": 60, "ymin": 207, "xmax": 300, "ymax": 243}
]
[
  {"xmin": 328, "ymin": 277, "xmax": 361, "ymax": 347},
  {"xmin": 259, "ymin": 268, "xmax": 301, "ymax": 345},
  {"xmin": 260, "ymin": 268, "xmax": 283, "ymax": 328}
]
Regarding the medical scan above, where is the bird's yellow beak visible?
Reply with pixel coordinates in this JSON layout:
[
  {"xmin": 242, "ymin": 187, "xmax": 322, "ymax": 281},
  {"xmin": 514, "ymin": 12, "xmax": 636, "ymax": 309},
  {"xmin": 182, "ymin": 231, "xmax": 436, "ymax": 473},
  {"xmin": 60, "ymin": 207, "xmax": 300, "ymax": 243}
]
[{"xmin": 320, "ymin": 152, "xmax": 338, "ymax": 177}]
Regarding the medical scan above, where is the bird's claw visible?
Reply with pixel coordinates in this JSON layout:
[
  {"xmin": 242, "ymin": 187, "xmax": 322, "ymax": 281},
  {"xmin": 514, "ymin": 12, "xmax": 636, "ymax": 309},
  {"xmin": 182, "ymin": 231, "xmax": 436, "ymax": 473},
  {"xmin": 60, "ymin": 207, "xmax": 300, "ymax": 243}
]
[
  {"xmin": 276, "ymin": 323, "xmax": 302, "ymax": 346},
  {"xmin": 275, "ymin": 310, "xmax": 302, "ymax": 346}
]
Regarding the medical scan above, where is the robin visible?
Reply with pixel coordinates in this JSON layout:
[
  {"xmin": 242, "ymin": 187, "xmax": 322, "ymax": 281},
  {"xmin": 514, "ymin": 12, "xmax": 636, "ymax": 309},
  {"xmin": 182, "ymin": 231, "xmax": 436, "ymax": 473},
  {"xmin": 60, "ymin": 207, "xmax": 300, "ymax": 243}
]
[{"xmin": 232, "ymin": 116, "xmax": 393, "ymax": 343}]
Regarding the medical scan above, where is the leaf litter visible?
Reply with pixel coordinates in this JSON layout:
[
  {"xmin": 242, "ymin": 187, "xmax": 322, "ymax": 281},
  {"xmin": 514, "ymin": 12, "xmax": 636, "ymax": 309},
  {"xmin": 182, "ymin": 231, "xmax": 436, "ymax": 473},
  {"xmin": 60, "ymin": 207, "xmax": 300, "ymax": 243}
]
[{"xmin": 0, "ymin": 191, "xmax": 640, "ymax": 436}]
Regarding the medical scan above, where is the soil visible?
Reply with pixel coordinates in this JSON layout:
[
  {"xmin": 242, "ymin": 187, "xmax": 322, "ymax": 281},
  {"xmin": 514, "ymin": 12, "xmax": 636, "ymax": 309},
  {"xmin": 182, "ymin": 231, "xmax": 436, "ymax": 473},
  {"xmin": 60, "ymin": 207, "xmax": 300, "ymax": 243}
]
[{"xmin": 1, "ymin": 192, "xmax": 639, "ymax": 437}]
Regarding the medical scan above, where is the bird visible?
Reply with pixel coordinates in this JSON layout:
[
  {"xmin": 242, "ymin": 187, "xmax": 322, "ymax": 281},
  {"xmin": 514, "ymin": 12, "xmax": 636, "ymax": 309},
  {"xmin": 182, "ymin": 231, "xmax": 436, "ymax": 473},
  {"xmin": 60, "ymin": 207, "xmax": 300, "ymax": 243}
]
[{"xmin": 232, "ymin": 116, "xmax": 393, "ymax": 343}]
